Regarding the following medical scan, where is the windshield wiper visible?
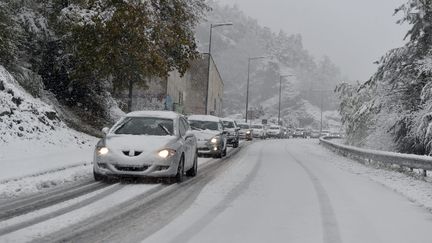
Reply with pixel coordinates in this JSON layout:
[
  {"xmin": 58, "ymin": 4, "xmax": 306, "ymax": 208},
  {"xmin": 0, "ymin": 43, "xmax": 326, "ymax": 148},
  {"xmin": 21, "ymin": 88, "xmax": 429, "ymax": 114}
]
[
  {"xmin": 158, "ymin": 124, "xmax": 172, "ymax": 135},
  {"xmin": 190, "ymin": 125, "xmax": 203, "ymax": 131}
]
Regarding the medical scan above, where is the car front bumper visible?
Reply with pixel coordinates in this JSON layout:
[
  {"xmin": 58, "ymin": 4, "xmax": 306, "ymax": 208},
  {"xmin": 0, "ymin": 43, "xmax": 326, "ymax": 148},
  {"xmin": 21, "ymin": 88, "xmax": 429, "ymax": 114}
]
[
  {"xmin": 197, "ymin": 140, "xmax": 223, "ymax": 155},
  {"xmin": 93, "ymin": 152, "xmax": 180, "ymax": 178}
]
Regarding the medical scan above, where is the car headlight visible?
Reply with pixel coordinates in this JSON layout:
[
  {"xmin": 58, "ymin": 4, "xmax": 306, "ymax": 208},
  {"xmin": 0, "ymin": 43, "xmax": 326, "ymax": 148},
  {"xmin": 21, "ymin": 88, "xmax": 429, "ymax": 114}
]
[
  {"xmin": 97, "ymin": 147, "xmax": 109, "ymax": 155},
  {"xmin": 210, "ymin": 136, "xmax": 220, "ymax": 144},
  {"xmin": 246, "ymin": 131, "xmax": 251, "ymax": 134},
  {"xmin": 158, "ymin": 149, "xmax": 176, "ymax": 158}
]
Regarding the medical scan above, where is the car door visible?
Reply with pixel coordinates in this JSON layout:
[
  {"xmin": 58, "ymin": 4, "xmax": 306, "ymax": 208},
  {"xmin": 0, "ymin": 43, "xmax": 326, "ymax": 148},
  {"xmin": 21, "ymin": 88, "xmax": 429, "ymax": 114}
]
[
  {"xmin": 184, "ymin": 119, "xmax": 196, "ymax": 160},
  {"xmin": 218, "ymin": 121, "xmax": 227, "ymax": 150},
  {"xmin": 180, "ymin": 118, "xmax": 194, "ymax": 168}
]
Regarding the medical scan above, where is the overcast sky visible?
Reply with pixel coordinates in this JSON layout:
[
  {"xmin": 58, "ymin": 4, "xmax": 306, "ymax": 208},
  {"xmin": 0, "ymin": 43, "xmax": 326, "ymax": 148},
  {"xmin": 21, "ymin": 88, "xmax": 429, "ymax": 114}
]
[{"xmin": 217, "ymin": 0, "xmax": 409, "ymax": 81}]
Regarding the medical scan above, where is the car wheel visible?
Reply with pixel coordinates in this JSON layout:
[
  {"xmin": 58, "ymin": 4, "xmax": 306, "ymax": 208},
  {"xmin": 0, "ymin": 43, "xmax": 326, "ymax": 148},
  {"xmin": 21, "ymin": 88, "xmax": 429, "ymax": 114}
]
[
  {"xmin": 186, "ymin": 152, "xmax": 198, "ymax": 177},
  {"xmin": 214, "ymin": 150, "xmax": 223, "ymax": 158},
  {"xmin": 93, "ymin": 170, "xmax": 106, "ymax": 182},
  {"xmin": 233, "ymin": 140, "xmax": 239, "ymax": 148},
  {"xmin": 173, "ymin": 156, "xmax": 185, "ymax": 183}
]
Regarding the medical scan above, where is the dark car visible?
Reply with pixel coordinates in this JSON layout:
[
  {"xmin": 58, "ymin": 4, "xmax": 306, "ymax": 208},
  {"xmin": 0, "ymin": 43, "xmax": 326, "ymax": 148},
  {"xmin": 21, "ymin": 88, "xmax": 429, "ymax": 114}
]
[{"xmin": 222, "ymin": 118, "xmax": 240, "ymax": 148}]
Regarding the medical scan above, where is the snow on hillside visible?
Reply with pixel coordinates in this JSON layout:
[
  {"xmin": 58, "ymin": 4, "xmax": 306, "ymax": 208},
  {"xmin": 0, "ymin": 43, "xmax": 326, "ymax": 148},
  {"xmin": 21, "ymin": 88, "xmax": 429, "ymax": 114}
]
[
  {"xmin": 0, "ymin": 66, "xmax": 98, "ymax": 186},
  {"xmin": 302, "ymin": 100, "xmax": 341, "ymax": 130}
]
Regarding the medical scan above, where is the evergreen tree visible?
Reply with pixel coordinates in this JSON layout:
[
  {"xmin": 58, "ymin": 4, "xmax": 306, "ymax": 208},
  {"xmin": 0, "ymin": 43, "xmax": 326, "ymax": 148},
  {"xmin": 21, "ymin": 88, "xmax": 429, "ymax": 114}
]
[{"xmin": 0, "ymin": 1, "xmax": 19, "ymax": 68}]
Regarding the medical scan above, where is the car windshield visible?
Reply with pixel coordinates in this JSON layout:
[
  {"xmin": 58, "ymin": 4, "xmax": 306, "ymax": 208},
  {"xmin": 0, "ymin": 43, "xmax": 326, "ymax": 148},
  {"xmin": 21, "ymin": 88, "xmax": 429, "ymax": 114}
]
[
  {"xmin": 251, "ymin": 125, "xmax": 262, "ymax": 129},
  {"xmin": 114, "ymin": 117, "xmax": 174, "ymax": 136},
  {"xmin": 222, "ymin": 121, "xmax": 235, "ymax": 128},
  {"xmin": 238, "ymin": 124, "xmax": 249, "ymax": 129},
  {"xmin": 189, "ymin": 120, "xmax": 219, "ymax": 131},
  {"xmin": 270, "ymin": 127, "xmax": 279, "ymax": 130}
]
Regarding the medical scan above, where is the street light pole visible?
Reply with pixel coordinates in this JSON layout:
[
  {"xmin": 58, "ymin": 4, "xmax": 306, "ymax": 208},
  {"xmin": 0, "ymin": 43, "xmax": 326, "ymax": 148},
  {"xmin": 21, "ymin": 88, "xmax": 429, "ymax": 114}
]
[
  {"xmin": 245, "ymin": 56, "xmax": 271, "ymax": 122},
  {"xmin": 205, "ymin": 23, "xmax": 232, "ymax": 115},
  {"xmin": 245, "ymin": 58, "xmax": 251, "ymax": 122}
]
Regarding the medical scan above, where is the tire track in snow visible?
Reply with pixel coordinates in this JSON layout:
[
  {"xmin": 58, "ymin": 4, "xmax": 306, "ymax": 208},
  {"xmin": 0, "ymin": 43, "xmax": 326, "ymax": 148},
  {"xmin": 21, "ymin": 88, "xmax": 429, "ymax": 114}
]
[
  {"xmin": 167, "ymin": 144, "xmax": 263, "ymax": 243},
  {"xmin": 284, "ymin": 143, "xmax": 342, "ymax": 243},
  {"xmin": 0, "ymin": 183, "xmax": 124, "ymax": 236},
  {"xmin": 36, "ymin": 145, "xmax": 245, "ymax": 243},
  {"xmin": 0, "ymin": 181, "xmax": 108, "ymax": 221}
]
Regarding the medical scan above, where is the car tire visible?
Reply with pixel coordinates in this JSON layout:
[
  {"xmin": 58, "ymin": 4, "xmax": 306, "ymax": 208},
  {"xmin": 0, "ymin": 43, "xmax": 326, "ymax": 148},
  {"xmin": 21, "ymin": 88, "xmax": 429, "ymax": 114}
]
[
  {"xmin": 173, "ymin": 156, "xmax": 185, "ymax": 183},
  {"xmin": 214, "ymin": 150, "xmax": 223, "ymax": 158},
  {"xmin": 93, "ymin": 171, "xmax": 106, "ymax": 182},
  {"xmin": 186, "ymin": 152, "xmax": 198, "ymax": 177},
  {"xmin": 233, "ymin": 140, "xmax": 239, "ymax": 148}
]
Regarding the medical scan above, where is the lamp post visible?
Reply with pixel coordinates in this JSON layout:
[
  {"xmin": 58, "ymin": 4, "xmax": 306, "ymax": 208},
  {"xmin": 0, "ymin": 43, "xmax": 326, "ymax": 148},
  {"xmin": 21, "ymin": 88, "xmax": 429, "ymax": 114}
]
[
  {"xmin": 205, "ymin": 22, "xmax": 232, "ymax": 115},
  {"xmin": 245, "ymin": 56, "xmax": 271, "ymax": 122},
  {"xmin": 278, "ymin": 74, "xmax": 294, "ymax": 125}
]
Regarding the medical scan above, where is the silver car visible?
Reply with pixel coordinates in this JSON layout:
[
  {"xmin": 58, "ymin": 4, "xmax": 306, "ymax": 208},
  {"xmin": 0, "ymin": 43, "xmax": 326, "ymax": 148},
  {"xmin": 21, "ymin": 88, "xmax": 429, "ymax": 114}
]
[
  {"xmin": 93, "ymin": 111, "xmax": 198, "ymax": 182},
  {"xmin": 188, "ymin": 115, "xmax": 228, "ymax": 158}
]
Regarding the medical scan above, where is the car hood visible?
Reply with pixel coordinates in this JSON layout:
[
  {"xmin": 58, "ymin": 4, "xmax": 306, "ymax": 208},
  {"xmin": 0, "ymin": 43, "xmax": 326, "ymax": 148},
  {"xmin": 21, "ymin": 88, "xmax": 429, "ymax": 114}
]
[
  {"xmin": 191, "ymin": 130, "xmax": 220, "ymax": 141},
  {"xmin": 105, "ymin": 134, "xmax": 177, "ymax": 152}
]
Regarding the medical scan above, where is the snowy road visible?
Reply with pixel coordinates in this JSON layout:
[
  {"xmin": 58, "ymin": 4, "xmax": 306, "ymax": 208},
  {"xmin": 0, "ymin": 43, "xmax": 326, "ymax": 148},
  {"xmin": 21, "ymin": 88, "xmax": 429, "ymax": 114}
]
[
  {"xmin": 146, "ymin": 139, "xmax": 432, "ymax": 243},
  {"xmin": 1, "ymin": 139, "xmax": 432, "ymax": 242}
]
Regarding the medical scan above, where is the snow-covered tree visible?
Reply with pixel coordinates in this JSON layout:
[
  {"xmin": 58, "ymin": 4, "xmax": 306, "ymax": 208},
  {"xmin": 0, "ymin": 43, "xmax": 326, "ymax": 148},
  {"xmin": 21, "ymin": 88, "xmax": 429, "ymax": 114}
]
[{"xmin": 0, "ymin": 1, "xmax": 19, "ymax": 68}]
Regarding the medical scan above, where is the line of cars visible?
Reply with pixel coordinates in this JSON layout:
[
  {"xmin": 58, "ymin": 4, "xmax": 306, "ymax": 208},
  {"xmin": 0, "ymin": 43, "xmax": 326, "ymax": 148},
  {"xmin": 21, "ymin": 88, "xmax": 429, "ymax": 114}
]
[{"xmin": 93, "ymin": 111, "xmax": 244, "ymax": 183}]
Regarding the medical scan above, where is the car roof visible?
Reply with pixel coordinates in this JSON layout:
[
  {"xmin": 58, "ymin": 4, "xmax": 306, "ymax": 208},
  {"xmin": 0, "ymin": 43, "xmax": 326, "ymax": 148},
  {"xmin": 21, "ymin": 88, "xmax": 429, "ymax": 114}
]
[
  {"xmin": 126, "ymin": 110, "xmax": 180, "ymax": 119},
  {"xmin": 188, "ymin": 114, "xmax": 221, "ymax": 122},
  {"xmin": 221, "ymin": 118, "xmax": 235, "ymax": 122}
]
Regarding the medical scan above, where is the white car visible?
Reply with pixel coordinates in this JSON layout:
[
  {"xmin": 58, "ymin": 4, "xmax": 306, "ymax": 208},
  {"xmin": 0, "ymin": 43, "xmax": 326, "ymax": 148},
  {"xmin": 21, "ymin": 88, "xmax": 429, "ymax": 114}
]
[
  {"xmin": 188, "ymin": 115, "xmax": 228, "ymax": 158},
  {"xmin": 267, "ymin": 125, "xmax": 282, "ymax": 138},
  {"xmin": 93, "ymin": 111, "xmax": 198, "ymax": 182},
  {"xmin": 251, "ymin": 124, "xmax": 267, "ymax": 139}
]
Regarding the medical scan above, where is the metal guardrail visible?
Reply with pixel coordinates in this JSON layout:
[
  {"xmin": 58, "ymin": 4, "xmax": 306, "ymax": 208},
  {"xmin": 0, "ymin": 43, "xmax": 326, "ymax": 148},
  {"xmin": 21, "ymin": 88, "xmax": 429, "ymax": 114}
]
[{"xmin": 319, "ymin": 137, "xmax": 432, "ymax": 177}]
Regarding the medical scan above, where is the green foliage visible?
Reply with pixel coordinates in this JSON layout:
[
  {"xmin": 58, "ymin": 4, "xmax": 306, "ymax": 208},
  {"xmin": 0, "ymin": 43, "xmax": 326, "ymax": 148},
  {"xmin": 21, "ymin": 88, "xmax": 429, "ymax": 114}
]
[
  {"xmin": 57, "ymin": 0, "xmax": 208, "ymax": 93},
  {"xmin": 0, "ymin": 1, "xmax": 19, "ymax": 67}
]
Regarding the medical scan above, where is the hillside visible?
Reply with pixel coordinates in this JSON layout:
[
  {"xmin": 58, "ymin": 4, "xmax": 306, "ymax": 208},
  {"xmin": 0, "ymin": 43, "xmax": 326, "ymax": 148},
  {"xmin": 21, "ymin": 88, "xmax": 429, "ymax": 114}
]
[
  {"xmin": 195, "ymin": 1, "xmax": 342, "ymax": 128},
  {"xmin": 0, "ymin": 65, "xmax": 98, "ymax": 183}
]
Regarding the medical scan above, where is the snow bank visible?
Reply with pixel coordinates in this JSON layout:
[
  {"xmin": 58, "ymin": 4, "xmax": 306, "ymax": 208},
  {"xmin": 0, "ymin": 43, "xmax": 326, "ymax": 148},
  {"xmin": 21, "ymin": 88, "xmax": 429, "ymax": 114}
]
[{"xmin": 0, "ymin": 66, "xmax": 97, "ymax": 185}]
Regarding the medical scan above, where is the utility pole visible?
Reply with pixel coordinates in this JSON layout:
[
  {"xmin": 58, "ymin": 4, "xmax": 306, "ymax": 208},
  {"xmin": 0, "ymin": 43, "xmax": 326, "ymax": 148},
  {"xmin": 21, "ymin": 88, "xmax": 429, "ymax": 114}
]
[{"xmin": 205, "ymin": 23, "xmax": 232, "ymax": 115}]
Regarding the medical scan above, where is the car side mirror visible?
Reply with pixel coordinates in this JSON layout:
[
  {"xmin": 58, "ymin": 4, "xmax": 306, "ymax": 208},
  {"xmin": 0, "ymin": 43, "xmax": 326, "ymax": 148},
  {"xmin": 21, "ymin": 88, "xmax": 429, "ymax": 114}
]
[
  {"xmin": 185, "ymin": 130, "xmax": 195, "ymax": 138},
  {"xmin": 102, "ymin": 127, "xmax": 110, "ymax": 135}
]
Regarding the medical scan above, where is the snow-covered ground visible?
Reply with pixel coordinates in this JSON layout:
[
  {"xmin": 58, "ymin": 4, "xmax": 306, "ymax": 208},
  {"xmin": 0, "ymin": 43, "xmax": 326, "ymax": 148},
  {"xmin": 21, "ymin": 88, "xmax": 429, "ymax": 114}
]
[
  {"xmin": 0, "ymin": 65, "xmax": 99, "ymax": 198},
  {"xmin": 145, "ymin": 139, "xmax": 432, "ymax": 243},
  {"xmin": 0, "ymin": 139, "xmax": 431, "ymax": 242}
]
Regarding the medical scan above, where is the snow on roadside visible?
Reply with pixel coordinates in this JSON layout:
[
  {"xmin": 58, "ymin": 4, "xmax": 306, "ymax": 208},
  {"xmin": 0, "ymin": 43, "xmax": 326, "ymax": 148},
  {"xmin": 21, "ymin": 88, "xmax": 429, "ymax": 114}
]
[
  {"xmin": 318, "ymin": 140, "xmax": 432, "ymax": 212},
  {"xmin": 0, "ymin": 164, "xmax": 93, "ymax": 200},
  {"xmin": 0, "ymin": 65, "xmax": 99, "ymax": 198}
]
